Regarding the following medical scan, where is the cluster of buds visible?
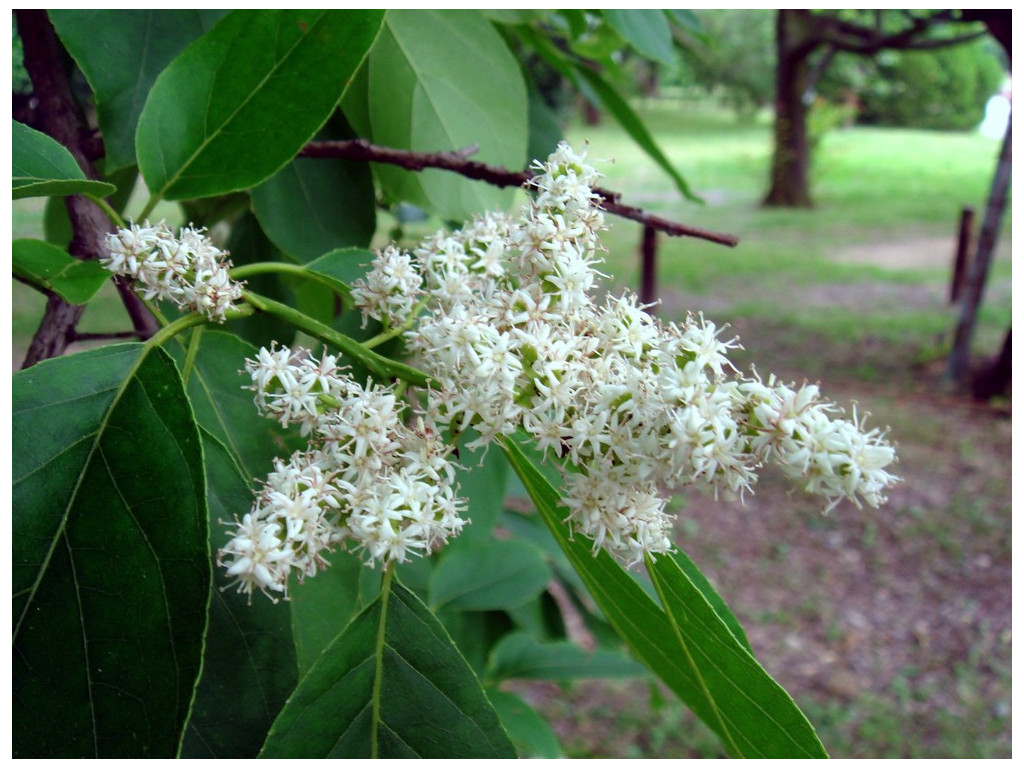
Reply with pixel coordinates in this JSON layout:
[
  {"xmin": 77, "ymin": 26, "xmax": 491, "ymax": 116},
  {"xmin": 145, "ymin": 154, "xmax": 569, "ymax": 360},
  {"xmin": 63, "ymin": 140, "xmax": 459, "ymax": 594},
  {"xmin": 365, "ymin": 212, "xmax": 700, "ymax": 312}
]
[
  {"xmin": 219, "ymin": 346, "xmax": 465, "ymax": 600},
  {"xmin": 102, "ymin": 221, "xmax": 244, "ymax": 321}
]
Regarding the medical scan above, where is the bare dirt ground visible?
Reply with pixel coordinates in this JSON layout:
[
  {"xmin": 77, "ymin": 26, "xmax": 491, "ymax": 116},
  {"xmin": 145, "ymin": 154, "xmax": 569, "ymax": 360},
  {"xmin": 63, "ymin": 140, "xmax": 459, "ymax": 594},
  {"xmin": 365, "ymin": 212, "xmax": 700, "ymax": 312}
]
[{"xmin": 511, "ymin": 238, "xmax": 1012, "ymax": 758}]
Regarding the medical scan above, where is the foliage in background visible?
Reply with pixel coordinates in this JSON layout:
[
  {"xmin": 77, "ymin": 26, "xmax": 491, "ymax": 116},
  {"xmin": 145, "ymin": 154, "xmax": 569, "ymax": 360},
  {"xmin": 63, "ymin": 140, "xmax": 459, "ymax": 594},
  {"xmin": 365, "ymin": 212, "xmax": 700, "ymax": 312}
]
[
  {"xmin": 684, "ymin": 10, "xmax": 775, "ymax": 123},
  {"xmin": 854, "ymin": 40, "xmax": 1005, "ymax": 131}
]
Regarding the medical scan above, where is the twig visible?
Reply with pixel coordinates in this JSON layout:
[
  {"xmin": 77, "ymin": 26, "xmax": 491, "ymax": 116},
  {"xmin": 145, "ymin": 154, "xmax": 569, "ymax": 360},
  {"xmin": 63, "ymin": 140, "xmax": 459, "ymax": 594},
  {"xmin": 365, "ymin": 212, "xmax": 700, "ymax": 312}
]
[{"xmin": 300, "ymin": 139, "xmax": 740, "ymax": 247}]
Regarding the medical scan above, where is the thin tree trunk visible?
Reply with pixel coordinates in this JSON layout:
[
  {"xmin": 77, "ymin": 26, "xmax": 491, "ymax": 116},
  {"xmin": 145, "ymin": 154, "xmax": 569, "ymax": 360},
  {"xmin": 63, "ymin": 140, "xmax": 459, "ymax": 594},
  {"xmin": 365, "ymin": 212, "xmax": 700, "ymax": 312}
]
[{"xmin": 947, "ymin": 118, "xmax": 1011, "ymax": 383}]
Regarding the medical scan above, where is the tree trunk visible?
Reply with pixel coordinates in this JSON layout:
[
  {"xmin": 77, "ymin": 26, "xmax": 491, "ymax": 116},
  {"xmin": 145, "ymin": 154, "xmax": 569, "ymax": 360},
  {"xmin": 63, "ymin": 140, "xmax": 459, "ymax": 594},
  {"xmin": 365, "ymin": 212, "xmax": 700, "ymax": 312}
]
[{"xmin": 763, "ymin": 11, "xmax": 816, "ymax": 208}]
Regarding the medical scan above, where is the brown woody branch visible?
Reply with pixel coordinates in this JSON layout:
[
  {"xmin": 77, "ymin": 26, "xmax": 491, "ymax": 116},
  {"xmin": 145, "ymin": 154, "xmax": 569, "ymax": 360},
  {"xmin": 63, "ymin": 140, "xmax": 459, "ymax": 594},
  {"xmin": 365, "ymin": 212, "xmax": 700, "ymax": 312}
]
[
  {"xmin": 16, "ymin": 10, "xmax": 157, "ymax": 369},
  {"xmin": 300, "ymin": 139, "xmax": 739, "ymax": 247}
]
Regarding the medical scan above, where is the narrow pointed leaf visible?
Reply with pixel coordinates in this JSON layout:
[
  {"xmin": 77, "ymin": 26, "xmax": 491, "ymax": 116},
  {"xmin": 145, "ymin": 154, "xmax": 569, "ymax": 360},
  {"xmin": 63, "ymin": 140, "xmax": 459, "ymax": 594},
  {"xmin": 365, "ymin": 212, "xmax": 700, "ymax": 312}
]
[
  {"xmin": 367, "ymin": 10, "xmax": 527, "ymax": 220},
  {"xmin": 13, "ymin": 344, "xmax": 208, "ymax": 758},
  {"xmin": 49, "ymin": 10, "xmax": 229, "ymax": 171},
  {"xmin": 136, "ymin": 10, "xmax": 385, "ymax": 200},
  {"xmin": 12, "ymin": 238, "xmax": 110, "ymax": 304},
  {"xmin": 500, "ymin": 438, "xmax": 827, "ymax": 758},
  {"xmin": 12, "ymin": 120, "xmax": 116, "ymax": 200},
  {"xmin": 430, "ymin": 539, "xmax": 551, "ymax": 611},
  {"xmin": 670, "ymin": 549, "xmax": 752, "ymax": 653},
  {"xmin": 180, "ymin": 432, "xmax": 298, "ymax": 758},
  {"xmin": 571, "ymin": 65, "xmax": 701, "ymax": 203},
  {"xmin": 260, "ymin": 578, "xmax": 515, "ymax": 758},
  {"xmin": 647, "ymin": 553, "xmax": 827, "ymax": 758}
]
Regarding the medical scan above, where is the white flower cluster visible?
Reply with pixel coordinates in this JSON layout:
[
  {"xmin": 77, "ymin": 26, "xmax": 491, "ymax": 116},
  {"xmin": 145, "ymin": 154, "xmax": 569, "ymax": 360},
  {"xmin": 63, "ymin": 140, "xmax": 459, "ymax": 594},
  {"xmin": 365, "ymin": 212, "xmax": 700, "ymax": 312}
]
[
  {"xmin": 103, "ymin": 221, "xmax": 243, "ymax": 321},
  {"xmin": 219, "ymin": 345, "xmax": 465, "ymax": 600},
  {"xmin": 348, "ymin": 141, "xmax": 899, "ymax": 566}
]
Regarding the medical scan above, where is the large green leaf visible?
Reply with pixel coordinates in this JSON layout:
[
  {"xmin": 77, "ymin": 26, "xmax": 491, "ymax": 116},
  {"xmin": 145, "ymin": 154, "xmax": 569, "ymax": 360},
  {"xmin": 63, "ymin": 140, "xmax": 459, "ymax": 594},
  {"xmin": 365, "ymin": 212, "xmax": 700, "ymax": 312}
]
[
  {"xmin": 13, "ymin": 344, "xmax": 209, "ymax": 757},
  {"xmin": 180, "ymin": 433, "xmax": 298, "ymax": 758},
  {"xmin": 49, "ymin": 10, "xmax": 228, "ymax": 171},
  {"xmin": 136, "ymin": 10, "xmax": 385, "ymax": 201},
  {"xmin": 260, "ymin": 577, "xmax": 516, "ymax": 758},
  {"xmin": 12, "ymin": 238, "xmax": 110, "ymax": 304},
  {"xmin": 500, "ymin": 438, "xmax": 828, "ymax": 759},
  {"xmin": 12, "ymin": 120, "xmax": 116, "ymax": 200},
  {"xmin": 485, "ymin": 632, "xmax": 646, "ymax": 683},
  {"xmin": 366, "ymin": 10, "xmax": 528, "ymax": 220},
  {"xmin": 602, "ymin": 10, "xmax": 677, "ymax": 67},
  {"xmin": 430, "ymin": 539, "xmax": 551, "ymax": 611},
  {"xmin": 288, "ymin": 549, "xmax": 367, "ymax": 678},
  {"xmin": 448, "ymin": 431, "xmax": 509, "ymax": 544}
]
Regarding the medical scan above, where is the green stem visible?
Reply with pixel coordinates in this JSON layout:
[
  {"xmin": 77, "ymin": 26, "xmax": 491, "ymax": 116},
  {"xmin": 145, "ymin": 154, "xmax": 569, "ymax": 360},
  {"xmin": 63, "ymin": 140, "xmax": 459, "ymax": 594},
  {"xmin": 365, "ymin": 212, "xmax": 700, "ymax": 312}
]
[
  {"xmin": 362, "ymin": 296, "xmax": 428, "ymax": 350},
  {"xmin": 141, "ymin": 305, "xmax": 254, "ymax": 354},
  {"xmin": 136, "ymin": 193, "xmax": 161, "ymax": 223},
  {"xmin": 180, "ymin": 325, "xmax": 204, "ymax": 386},
  {"xmin": 143, "ymin": 312, "xmax": 209, "ymax": 353},
  {"xmin": 243, "ymin": 290, "xmax": 431, "ymax": 388},
  {"xmin": 370, "ymin": 564, "xmax": 395, "ymax": 760},
  {"xmin": 230, "ymin": 261, "xmax": 352, "ymax": 302},
  {"xmin": 93, "ymin": 196, "xmax": 125, "ymax": 229}
]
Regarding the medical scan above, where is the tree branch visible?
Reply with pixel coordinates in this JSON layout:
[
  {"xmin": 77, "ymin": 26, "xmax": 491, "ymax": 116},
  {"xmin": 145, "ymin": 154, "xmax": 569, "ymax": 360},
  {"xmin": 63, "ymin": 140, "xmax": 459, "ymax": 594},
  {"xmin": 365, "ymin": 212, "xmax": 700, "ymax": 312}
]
[
  {"xmin": 300, "ymin": 139, "xmax": 739, "ymax": 247},
  {"xmin": 16, "ymin": 10, "xmax": 157, "ymax": 368}
]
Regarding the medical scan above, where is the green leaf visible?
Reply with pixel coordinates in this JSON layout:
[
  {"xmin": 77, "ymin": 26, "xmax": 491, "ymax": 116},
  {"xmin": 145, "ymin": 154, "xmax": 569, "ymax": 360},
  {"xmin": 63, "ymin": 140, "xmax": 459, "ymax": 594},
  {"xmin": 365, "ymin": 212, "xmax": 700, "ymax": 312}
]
[
  {"xmin": 486, "ymin": 632, "xmax": 646, "ymax": 683},
  {"xmin": 251, "ymin": 122, "xmax": 376, "ymax": 262},
  {"xmin": 602, "ymin": 10, "xmax": 677, "ymax": 67},
  {"xmin": 136, "ymin": 10, "xmax": 385, "ymax": 201},
  {"xmin": 525, "ymin": 77, "xmax": 566, "ymax": 177},
  {"xmin": 49, "ymin": 10, "xmax": 229, "ymax": 171},
  {"xmin": 288, "ymin": 549, "xmax": 367, "ymax": 678},
  {"xmin": 12, "ymin": 238, "xmax": 110, "ymax": 304},
  {"xmin": 260, "ymin": 576, "xmax": 516, "ymax": 758},
  {"xmin": 499, "ymin": 438, "xmax": 827, "ymax": 759},
  {"xmin": 13, "ymin": 344, "xmax": 209, "ymax": 757},
  {"xmin": 646, "ymin": 553, "xmax": 827, "ymax": 758},
  {"xmin": 572, "ymin": 65, "xmax": 701, "ymax": 203},
  {"xmin": 303, "ymin": 246, "xmax": 374, "ymax": 300},
  {"xmin": 448, "ymin": 430, "xmax": 509, "ymax": 544},
  {"xmin": 366, "ymin": 10, "xmax": 528, "ymax": 220},
  {"xmin": 12, "ymin": 120, "xmax": 116, "ymax": 200},
  {"xmin": 430, "ymin": 539, "xmax": 551, "ymax": 611},
  {"xmin": 180, "ymin": 433, "xmax": 298, "ymax": 758},
  {"xmin": 486, "ymin": 689, "xmax": 562, "ymax": 758},
  {"xmin": 670, "ymin": 549, "xmax": 752, "ymax": 654}
]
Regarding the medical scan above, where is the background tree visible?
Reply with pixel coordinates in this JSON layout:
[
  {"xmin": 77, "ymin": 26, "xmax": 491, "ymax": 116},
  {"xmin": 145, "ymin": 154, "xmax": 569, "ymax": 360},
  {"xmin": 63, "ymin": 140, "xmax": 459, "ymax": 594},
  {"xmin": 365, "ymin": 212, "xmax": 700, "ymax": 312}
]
[{"xmin": 764, "ymin": 9, "xmax": 989, "ymax": 208}]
